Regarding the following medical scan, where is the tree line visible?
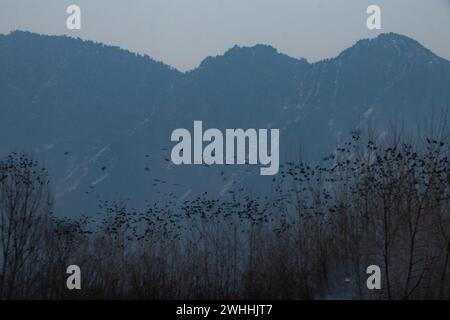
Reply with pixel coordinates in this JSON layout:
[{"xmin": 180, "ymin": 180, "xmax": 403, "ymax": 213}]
[{"xmin": 0, "ymin": 128, "xmax": 449, "ymax": 299}]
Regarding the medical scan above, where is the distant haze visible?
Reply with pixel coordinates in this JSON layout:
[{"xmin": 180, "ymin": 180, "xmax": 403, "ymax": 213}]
[{"xmin": 1, "ymin": 0, "xmax": 450, "ymax": 71}]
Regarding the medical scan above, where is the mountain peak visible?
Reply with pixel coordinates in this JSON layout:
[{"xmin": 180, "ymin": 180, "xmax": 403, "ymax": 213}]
[
  {"xmin": 371, "ymin": 32, "xmax": 425, "ymax": 52},
  {"xmin": 339, "ymin": 32, "xmax": 437, "ymax": 61},
  {"xmin": 225, "ymin": 44, "xmax": 279, "ymax": 56},
  {"xmin": 374, "ymin": 32, "xmax": 418, "ymax": 43},
  {"xmin": 197, "ymin": 43, "xmax": 308, "ymax": 72}
]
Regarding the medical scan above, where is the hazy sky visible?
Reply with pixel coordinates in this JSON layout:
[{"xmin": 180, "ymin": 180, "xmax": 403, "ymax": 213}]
[{"xmin": 1, "ymin": 0, "xmax": 449, "ymax": 71}]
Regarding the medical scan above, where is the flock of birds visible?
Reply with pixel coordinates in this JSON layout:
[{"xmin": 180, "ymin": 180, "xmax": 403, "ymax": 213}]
[{"xmin": 47, "ymin": 136, "xmax": 450, "ymax": 248}]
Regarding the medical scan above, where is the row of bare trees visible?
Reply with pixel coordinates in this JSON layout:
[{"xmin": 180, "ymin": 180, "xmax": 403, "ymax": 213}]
[{"xmin": 0, "ymin": 129, "xmax": 449, "ymax": 299}]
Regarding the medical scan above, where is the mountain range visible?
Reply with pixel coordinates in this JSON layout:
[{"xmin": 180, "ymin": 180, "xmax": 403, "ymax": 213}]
[{"xmin": 1, "ymin": 31, "xmax": 449, "ymax": 216}]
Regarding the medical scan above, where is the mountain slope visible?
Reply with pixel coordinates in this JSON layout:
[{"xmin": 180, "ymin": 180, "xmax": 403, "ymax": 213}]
[
  {"xmin": 297, "ymin": 33, "xmax": 450, "ymax": 121},
  {"xmin": 0, "ymin": 31, "xmax": 181, "ymax": 144}
]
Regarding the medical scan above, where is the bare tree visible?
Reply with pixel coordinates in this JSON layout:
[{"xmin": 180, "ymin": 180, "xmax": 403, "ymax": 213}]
[{"xmin": 0, "ymin": 152, "xmax": 52, "ymax": 299}]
